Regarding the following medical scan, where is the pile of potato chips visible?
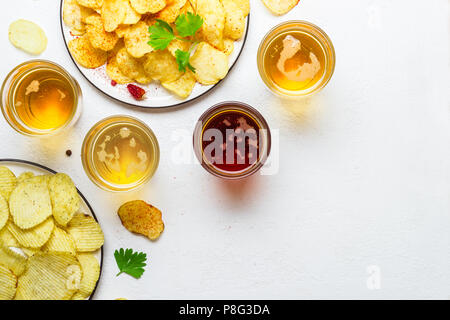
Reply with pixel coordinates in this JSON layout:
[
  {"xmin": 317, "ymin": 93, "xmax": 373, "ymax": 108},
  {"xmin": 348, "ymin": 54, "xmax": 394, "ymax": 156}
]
[
  {"xmin": 63, "ymin": 0, "xmax": 249, "ymax": 99},
  {"xmin": 0, "ymin": 166, "xmax": 104, "ymax": 300}
]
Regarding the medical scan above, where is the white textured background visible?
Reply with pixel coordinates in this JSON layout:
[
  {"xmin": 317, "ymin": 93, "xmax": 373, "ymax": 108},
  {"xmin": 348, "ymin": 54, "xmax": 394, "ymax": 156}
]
[{"xmin": 0, "ymin": 0, "xmax": 449, "ymax": 299}]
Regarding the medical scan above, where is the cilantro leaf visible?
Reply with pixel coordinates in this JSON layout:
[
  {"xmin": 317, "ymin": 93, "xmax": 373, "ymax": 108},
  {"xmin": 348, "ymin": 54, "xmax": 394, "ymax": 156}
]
[
  {"xmin": 114, "ymin": 248, "xmax": 147, "ymax": 279},
  {"xmin": 175, "ymin": 49, "xmax": 195, "ymax": 72},
  {"xmin": 148, "ymin": 20, "xmax": 175, "ymax": 50},
  {"xmin": 175, "ymin": 13, "xmax": 203, "ymax": 37}
]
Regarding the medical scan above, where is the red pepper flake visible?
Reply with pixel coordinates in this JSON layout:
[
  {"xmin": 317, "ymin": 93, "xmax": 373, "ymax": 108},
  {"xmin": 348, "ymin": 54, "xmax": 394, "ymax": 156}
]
[
  {"xmin": 111, "ymin": 80, "xmax": 117, "ymax": 86},
  {"xmin": 127, "ymin": 84, "xmax": 146, "ymax": 100}
]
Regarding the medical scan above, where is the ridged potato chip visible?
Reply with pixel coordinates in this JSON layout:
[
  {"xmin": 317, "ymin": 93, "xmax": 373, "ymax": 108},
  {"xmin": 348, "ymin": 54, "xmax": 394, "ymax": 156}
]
[
  {"xmin": 156, "ymin": 0, "xmax": 186, "ymax": 23},
  {"xmin": 143, "ymin": 50, "xmax": 183, "ymax": 83},
  {"xmin": 262, "ymin": 0, "xmax": 299, "ymax": 15},
  {"xmin": 102, "ymin": 0, "xmax": 127, "ymax": 32},
  {"xmin": 7, "ymin": 218, "xmax": 54, "ymax": 249},
  {"xmin": 9, "ymin": 176, "xmax": 52, "ymax": 229},
  {"xmin": 66, "ymin": 214, "xmax": 104, "ymax": 252},
  {"xmin": 130, "ymin": 0, "xmax": 166, "ymax": 14},
  {"xmin": 124, "ymin": 21, "xmax": 153, "ymax": 58},
  {"xmin": 77, "ymin": 0, "xmax": 104, "ymax": 8},
  {"xmin": 116, "ymin": 47, "xmax": 152, "ymax": 84},
  {"xmin": 0, "ymin": 166, "xmax": 17, "ymax": 201},
  {"xmin": 123, "ymin": 0, "xmax": 141, "ymax": 24},
  {"xmin": 15, "ymin": 253, "xmax": 81, "ymax": 300},
  {"xmin": 162, "ymin": 70, "xmax": 196, "ymax": 98},
  {"xmin": 222, "ymin": 0, "xmax": 245, "ymax": 40},
  {"xmin": 68, "ymin": 34, "xmax": 107, "ymax": 68},
  {"xmin": 21, "ymin": 248, "xmax": 38, "ymax": 257},
  {"xmin": 41, "ymin": 227, "xmax": 76, "ymax": 255},
  {"xmin": 0, "ymin": 243, "xmax": 27, "ymax": 276},
  {"xmin": 17, "ymin": 172, "xmax": 34, "ymax": 185},
  {"xmin": 0, "ymin": 228, "xmax": 19, "ymax": 247},
  {"xmin": 118, "ymin": 200, "xmax": 164, "ymax": 240},
  {"xmin": 86, "ymin": 14, "xmax": 119, "ymax": 51},
  {"xmin": 0, "ymin": 265, "xmax": 17, "ymax": 300},
  {"xmin": 71, "ymin": 292, "xmax": 85, "ymax": 300},
  {"xmin": 190, "ymin": 42, "xmax": 228, "ymax": 85},
  {"xmin": 0, "ymin": 195, "xmax": 8, "ymax": 231},
  {"xmin": 197, "ymin": 0, "xmax": 225, "ymax": 50},
  {"xmin": 48, "ymin": 173, "xmax": 80, "ymax": 227},
  {"xmin": 8, "ymin": 20, "xmax": 47, "ymax": 55},
  {"xmin": 76, "ymin": 253, "xmax": 100, "ymax": 298}
]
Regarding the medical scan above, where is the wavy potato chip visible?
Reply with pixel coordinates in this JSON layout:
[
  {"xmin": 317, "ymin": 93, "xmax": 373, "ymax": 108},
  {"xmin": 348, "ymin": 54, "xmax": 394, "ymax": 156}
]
[
  {"xmin": 0, "ymin": 228, "xmax": 19, "ymax": 247},
  {"xmin": 190, "ymin": 42, "xmax": 228, "ymax": 85},
  {"xmin": 123, "ymin": 0, "xmax": 142, "ymax": 24},
  {"xmin": 0, "ymin": 166, "xmax": 17, "ymax": 201},
  {"xmin": 106, "ymin": 51, "xmax": 133, "ymax": 84},
  {"xmin": 15, "ymin": 253, "xmax": 81, "ymax": 300},
  {"xmin": 222, "ymin": 38, "xmax": 234, "ymax": 56},
  {"xmin": 77, "ymin": 0, "xmax": 104, "ymax": 8},
  {"xmin": 118, "ymin": 200, "xmax": 164, "ymax": 240},
  {"xmin": 0, "ymin": 243, "xmax": 27, "ymax": 276},
  {"xmin": 76, "ymin": 253, "xmax": 100, "ymax": 298},
  {"xmin": 167, "ymin": 39, "xmax": 190, "ymax": 57},
  {"xmin": 68, "ymin": 35, "xmax": 107, "ymax": 68},
  {"xmin": 124, "ymin": 21, "xmax": 153, "ymax": 58},
  {"xmin": 8, "ymin": 20, "xmax": 47, "ymax": 55},
  {"xmin": 130, "ymin": 0, "xmax": 166, "ymax": 14},
  {"xmin": 0, "ymin": 265, "xmax": 17, "ymax": 300},
  {"xmin": 101, "ymin": 0, "xmax": 127, "ymax": 32},
  {"xmin": 162, "ymin": 70, "xmax": 196, "ymax": 98},
  {"xmin": 64, "ymin": 0, "xmax": 86, "ymax": 34},
  {"xmin": 71, "ymin": 292, "xmax": 85, "ymax": 300},
  {"xmin": 0, "ymin": 195, "xmax": 8, "ymax": 231},
  {"xmin": 16, "ymin": 172, "xmax": 34, "ymax": 185},
  {"xmin": 222, "ymin": 0, "xmax": 245, "ymax": 40},
  {"xmin": 86, "ymin": 14, "xmax": 119, "ymax": 51},
  {"xmin": 156, "ymin": 0, "xmax": 186, "ymax": 23},
  {"xmin": 66, "ymin": 214, "xmax": 104, "ymax": 252},
  {"xmin": 21, "ymin": 248, "xmax": 38, "ymax": 257},
  {"xmin": 116, "ymin": 47, "xmax": 151, "ymax": 84},
  {"xmin": 197, "ymin": 0, "xmax": 225, "ymax": 50},
  {"xmin": 49, "ymin": 173, "xmax": 80, "ymax": 227},
  {"xmin": 7, "ymin": 218, "xmax": 54, "ymax": 249},
  {"xmin": 9, "ymin": 176, "xmax": 52, "ymax": 229},
  {"xmin": 143, "ymin": 50, "xmax": 183, "ymax": 82},
  {"xmin": 115, "ymin": 24, "xmax": 129, "ymax": 38},
  {"xmin": 41, "ymin": 227, "xmax": 76, "ymax": 255},
  {"xmin": 262, "ymin": 0, "xmax": 299, "ymax": 15}
]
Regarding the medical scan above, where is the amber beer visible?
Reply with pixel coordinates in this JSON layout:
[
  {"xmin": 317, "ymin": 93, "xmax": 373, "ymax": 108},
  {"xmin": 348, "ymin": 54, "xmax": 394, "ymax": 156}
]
[
  {"xmin": 1, "ymin": 60, "xmax": 81, "ymax": 135},
  {"xmin": 258, "ymin": 21, "xmax": 335, "ymax": 97}
]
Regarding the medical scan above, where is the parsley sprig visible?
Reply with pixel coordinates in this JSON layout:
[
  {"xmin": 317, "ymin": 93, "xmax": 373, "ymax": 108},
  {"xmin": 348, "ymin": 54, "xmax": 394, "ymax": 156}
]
[
  {"xmin": 148, "ymin": 12, "xmax": 203, "ymax": 72},
  {"xmin": 114, "ymin": 248, "xmax": 147, "ymax": 279}
]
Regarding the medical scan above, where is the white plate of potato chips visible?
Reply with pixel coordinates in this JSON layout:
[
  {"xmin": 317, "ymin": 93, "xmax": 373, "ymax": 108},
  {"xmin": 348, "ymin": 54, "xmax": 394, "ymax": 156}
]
[
  {"xmin": 0, "ymin": 159, "xmax": 104, "ymax": 300},
  {"xmin": 60, "ymin": 0, "xmax": 250, "ymax": 108}
]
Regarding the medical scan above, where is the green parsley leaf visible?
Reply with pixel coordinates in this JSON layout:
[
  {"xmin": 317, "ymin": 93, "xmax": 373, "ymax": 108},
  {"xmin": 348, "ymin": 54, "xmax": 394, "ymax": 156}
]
[
  {"xmin": 114, "ymin": 248, "xmax": 147, "ymax": 279},
  {"xmin": 148, "ymin": 20, "xmax": 175, "ymax": 50},
  {"xmin": 175, "ymin": 13, "xmax": 203, "ymax": 37},
  {"xmin": 175, "ymin": 49, "xmax": 195, "ymax": 72}
]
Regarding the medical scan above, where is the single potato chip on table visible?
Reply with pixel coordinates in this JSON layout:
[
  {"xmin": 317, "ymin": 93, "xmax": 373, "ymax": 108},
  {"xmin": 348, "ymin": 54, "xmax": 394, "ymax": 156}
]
[
  {"xmin": 118, "ymin": 200, "xmax": 164, "ymax": 240},
  {"xmin": 7, "ymin": 218, "xmax": 54, "ymax": 249},
  {"xmin": 66, "ymin": 213, "xmax": 104, "ymax": 252},
  {"xmin": 0, "ymin": 166, "xmax": 17, "ymax": 200},
  {"xmin": 0, "ymin": 265, "xmax": 17, "ymax": 300},
  {"xmin": 86, "ymin": 14, "xmax": 119, "ymax": 51},
  {"xmin": 190, "ymin": 42, "xmax": 229, "ymax": 85},
  {"xmin": 15, "ymin": 253, "xmax": 81, "ymax": 300},
  {"xmin": 9, "ymin": 176, "xmax": 52, "ymax": 229},
  {"xmin": 8, "ymin": 19, "xmax": 47, "ymax": 55},
  {"xmin": 0, "ymin": 243, "xmax": 27, "ymax": 276},
  {"xmin": 48, "ymin": 173, "xmax": 80, "ymax": 227},
  {"xmin": 262, "ymin": 0, "xmax": 299, "ymax": 15},
  {"xmin": 68, "ymin": 34, "xmax": 108, "ymax": 68}
]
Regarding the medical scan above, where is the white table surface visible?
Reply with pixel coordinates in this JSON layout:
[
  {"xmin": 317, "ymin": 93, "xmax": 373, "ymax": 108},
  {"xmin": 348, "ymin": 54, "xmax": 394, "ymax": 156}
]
[{"xmin": 0, "ymin": 0, "xmax": 449, "ymax": 300}]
